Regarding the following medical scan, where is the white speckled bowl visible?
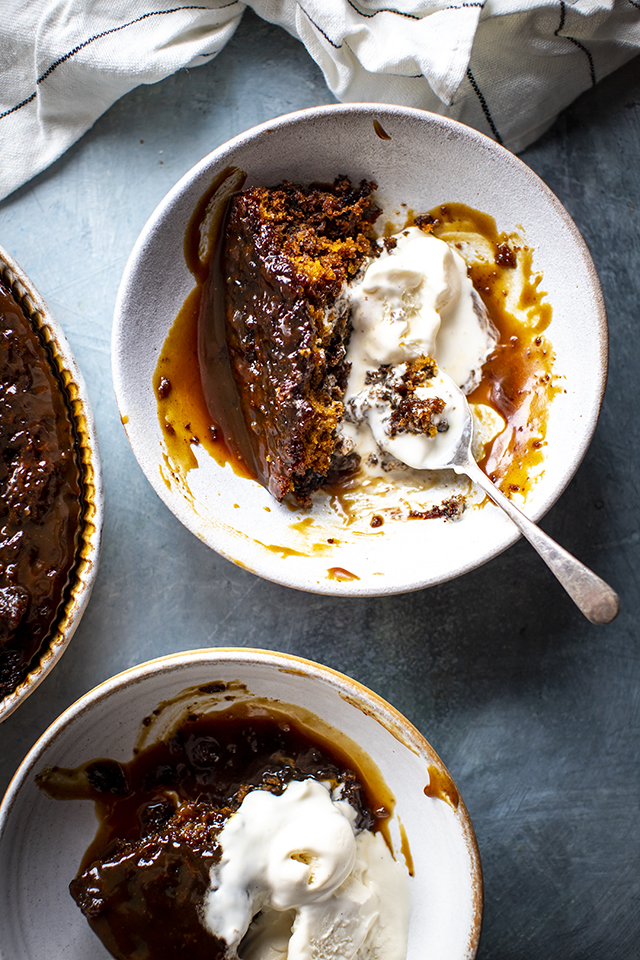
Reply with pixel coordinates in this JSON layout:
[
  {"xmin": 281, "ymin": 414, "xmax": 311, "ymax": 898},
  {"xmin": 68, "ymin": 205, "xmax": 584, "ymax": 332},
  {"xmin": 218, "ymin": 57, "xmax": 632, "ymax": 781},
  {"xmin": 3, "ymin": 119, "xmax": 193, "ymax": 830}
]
[
  {"xmin": 0, "ymin": 248, "xmax": 103, "ymax": 722},
  {"xmin": 112, "ymin": 104, "xmax": 607, "ymax": 596},
  {"xmin": 0, "ymin": 648, "xmax": 482, "ymax": 960}
]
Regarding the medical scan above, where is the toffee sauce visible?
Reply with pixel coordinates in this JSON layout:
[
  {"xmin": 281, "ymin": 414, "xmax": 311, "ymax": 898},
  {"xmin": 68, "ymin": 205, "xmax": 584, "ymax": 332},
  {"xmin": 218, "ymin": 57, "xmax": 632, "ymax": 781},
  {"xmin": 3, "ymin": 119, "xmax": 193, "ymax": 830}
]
[
  {"xmin": 429, "ymin": 204, "xmax": 558, "ymax": 497},
  {"xmin": 398, "ymin": 819, "xmax": 415, "ymax": 877},
  {"xmin": 155, "ymin": 183, "xmax": 556, "ymax": 510},
  {"xmin": 423, "ymin": 763, "xmax": 460, "ymax": 810},
  {"xmin": 154, "ymin": 166, "xmax": 256, "ymax": 485},
  {"xmin": 0, "ymin": 281, "xmax": 82, "ymax": 698},
  {"xmin": 153, "ymin": 286, "xmax": 255, "ymax": 484},
  {"xmin": 37, "ymin": 700, "xmax": 391, "ymax": 960},
  {"xmin": 373, "ymin": 119, "xmax": 392, "ymax": 141},
  {"xmin": 327, "ymin": 566, "xmax": 361, "ymax": 582}
]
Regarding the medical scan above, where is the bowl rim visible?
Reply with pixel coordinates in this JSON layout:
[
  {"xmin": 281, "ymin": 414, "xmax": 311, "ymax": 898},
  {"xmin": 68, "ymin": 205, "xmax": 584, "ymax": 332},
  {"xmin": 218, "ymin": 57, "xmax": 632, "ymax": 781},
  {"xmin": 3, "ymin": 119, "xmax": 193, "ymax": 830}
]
[
  {"xmin": 0, "ymin": 246, "xmax": 104, "ymax": 722},
  {"xmin": 112, "ymin": 102, "xmax": 608, "ymax": 597},
  {"xmin": 0, "ymin": 646, "xmax": 483, "ymax": 958}
]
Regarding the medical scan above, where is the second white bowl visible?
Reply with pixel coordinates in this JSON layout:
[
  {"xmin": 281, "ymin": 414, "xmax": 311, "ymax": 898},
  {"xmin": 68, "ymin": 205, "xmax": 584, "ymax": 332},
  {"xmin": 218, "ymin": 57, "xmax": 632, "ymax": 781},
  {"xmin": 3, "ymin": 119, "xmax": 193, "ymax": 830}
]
[{"xmin": 0, "ymin": 648, "xmax": 482, "ymax": 960}]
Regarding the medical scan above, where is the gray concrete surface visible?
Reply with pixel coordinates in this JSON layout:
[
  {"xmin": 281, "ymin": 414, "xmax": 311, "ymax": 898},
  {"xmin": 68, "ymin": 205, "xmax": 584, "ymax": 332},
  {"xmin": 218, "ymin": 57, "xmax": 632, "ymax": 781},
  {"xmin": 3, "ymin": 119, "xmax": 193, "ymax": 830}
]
[{"xmin": 1, "ymin": 11, "xmax": 639, "ymax": 958}]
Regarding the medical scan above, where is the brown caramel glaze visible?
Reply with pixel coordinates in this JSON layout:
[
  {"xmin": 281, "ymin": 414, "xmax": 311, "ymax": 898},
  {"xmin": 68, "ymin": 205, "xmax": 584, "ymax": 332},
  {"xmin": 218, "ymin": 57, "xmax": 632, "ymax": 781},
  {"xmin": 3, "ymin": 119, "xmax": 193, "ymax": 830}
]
[
  {"xmin": 423, "ymin": 763, "xmax": 460, "ymax": 811},
  {"xmin": 0, "ymin": 281, "xmax": 81, "ymax": 699},
  {"xmin": 327, "ymin": 566, "xmax": 360, "ymax": 582},
  {"xmin": 153, "ymin": 286, "xmax": 254, "ymax": 482},
  {"xmin": 185, "ymin": 167, "xmax": 247, "ymax": 287},
  {"xmin": 155, "ymin": 167, "xmax": 257, "ymax": 483},
  {"xmin": 373, "ymin": 119, "xmax": 392, "ymax": 141},
  {"xmin": 195, "ymin": 169, "xmax": 263, "ymax": 482},
  {"xmin": 37, "ymin": 702, "xmax": 384, "ymax": 960},
  {"xmin": 428, "ymin": 203, "xmax": 558, "ymax": 497},
  {"xmin": 259, "ymin": 542, "xmax": 306, "ymax": 558},
  {"xmin": 398, "ymin": 819, "xmax": 415, "ymax": 877}
]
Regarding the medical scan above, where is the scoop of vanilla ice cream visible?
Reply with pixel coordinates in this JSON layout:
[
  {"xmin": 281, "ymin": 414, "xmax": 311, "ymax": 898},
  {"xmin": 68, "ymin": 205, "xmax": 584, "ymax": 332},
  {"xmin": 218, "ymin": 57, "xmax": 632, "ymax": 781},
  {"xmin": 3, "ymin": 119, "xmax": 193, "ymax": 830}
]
[
  {"xmin": 285, "ymin": 830, "xmax": 409, "ymax": 960},
  {"xmin": 203, "ymin": 779, "xmax": 357, "ymax": 947},
  {"xmin": 343, "ymin": 227, "xmax": 500, "ymax": 472},
  {"xmin": 349, "ymin": 228, "xmax": 461, "ymax": 368},
  {"xmin": 348, "ymin": 227, "xmax": 494, "ymax": 394},
  {"xmin": 202, "ymin": 779, "xmax": 410, "ymax": 960}
]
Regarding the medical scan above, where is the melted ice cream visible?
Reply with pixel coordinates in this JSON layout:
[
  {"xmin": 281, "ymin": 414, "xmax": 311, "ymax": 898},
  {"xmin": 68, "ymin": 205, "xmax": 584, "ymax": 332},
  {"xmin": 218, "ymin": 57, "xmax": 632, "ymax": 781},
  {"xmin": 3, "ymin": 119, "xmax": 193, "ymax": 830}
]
[
  {"xmin": 202, "ymin": 778, "xmax": 410, "ymax": 960},
  {"xmin": 341, "ymin": 227, "xmax": 502, "ymax": 472}
]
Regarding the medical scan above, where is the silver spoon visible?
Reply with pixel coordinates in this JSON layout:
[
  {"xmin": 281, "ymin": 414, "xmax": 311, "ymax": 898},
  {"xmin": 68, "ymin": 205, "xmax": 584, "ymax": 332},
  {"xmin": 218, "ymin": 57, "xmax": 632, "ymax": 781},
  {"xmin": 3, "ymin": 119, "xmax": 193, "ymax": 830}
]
[{"xmin": 372, "ymin": 374, "xmax": 620, "ymax": 624}]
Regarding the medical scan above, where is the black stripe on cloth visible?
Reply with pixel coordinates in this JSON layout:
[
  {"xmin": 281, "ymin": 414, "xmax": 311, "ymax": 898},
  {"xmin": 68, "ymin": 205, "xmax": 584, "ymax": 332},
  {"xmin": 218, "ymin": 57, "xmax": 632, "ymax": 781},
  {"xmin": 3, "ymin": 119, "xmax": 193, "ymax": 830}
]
[
  {"xmin": 0, "ymin": 4, "xmax": 240, "ymax": 122},
  {"xmin": 298, "ymin": 6, "xmax": 423, "ymax": 75},
  {"xmin": 554, "ymin": 0, "xmax": 596, "ymax": 86},
  {"xmin": 466, "ymin": 66, "xmax": 503, "ymax": 144},
  {"xmin": 298, "ymin": 3, "xmax": 342, "ymax": 48},
  {"xmin": 347, "ymin": 0, "xmax": 483, "ymax": 19},
  {"xmin": 300, "ymin": 1, "xmax": 484, "ymax": 54},
  {"xmin": 347, "ymin": 0, "xmax": 420, "ymax": 19},
  {"xmin": 1, "ymin": 91, "xmax": 38, "ymax": 120}
]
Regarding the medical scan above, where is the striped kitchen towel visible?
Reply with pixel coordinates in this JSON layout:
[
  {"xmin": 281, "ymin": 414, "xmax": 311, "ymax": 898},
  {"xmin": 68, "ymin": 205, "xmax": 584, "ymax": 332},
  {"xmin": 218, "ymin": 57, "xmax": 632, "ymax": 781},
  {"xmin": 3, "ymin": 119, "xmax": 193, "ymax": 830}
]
[{"xmin": 0, "ymin": 0, "xmax": 638, "ymax": 200}]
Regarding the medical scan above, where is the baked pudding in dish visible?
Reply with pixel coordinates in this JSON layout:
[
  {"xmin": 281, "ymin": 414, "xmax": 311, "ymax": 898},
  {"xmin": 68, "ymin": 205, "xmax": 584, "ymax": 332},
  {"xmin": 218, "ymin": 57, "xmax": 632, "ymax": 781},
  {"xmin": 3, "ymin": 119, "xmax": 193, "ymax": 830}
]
[
  {"xmin": 0, "ymin": 249, "xmax": 102, "ymax": 720},
  {"xmin": 179, "ymin": 175, "xmax": 556, "ymax": 523},
  {"xmin": 38, "ymin": 691, "xmax": 409, "ymax": 960}
]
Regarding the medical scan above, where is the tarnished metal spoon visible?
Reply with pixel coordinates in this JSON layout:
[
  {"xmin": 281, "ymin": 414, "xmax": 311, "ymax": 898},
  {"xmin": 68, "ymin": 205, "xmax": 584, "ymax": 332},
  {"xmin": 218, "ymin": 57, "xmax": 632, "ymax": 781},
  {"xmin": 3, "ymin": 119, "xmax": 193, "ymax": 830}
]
[{"xmin": 378, "ymin": 373, "xmax": 620, "ymax": 625}]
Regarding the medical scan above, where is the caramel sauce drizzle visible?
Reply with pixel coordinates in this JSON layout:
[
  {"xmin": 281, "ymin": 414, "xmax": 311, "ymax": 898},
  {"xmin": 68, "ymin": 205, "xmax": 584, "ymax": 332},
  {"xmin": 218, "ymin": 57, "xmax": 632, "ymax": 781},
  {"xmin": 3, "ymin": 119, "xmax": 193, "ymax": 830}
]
[
  {"xmin": 398, "ymin": 818, "xmax": 415, "ymax": 877},
  {"xmin": 429, "ymin": 203, "xmax": 558, "ymax": 497},
  {"xmin": 153, "ymin": 286, "xmax": 238, "ymax": 474},
  {"xmin": 154, "ymin": 167, "xmax": 254, "ymax": 483},
  {"xmin": 155, "ymin": 183, "xmax": 557, "ymax": 511},
  {"xmin": 327, "ymin": 566, "xmax": 361, "ymax": 582},
  {"xmin": 423, "ymin": 763, "xmax": 460, "ymax": 810}
]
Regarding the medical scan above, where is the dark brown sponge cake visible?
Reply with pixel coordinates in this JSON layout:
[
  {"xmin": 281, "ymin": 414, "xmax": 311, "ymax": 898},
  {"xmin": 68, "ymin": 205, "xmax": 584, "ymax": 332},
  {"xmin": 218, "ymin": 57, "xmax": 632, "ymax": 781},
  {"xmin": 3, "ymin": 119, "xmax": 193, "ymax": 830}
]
[{"xmin": 223, "ymin": 177, "xmax": 380, "ymax": 503}]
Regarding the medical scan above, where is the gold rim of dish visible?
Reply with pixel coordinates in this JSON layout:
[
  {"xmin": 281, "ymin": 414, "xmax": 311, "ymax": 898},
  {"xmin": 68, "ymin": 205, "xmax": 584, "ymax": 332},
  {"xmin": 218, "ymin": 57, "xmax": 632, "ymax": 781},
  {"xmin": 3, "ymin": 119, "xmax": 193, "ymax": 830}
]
[{"xmin": 0, "ymin": 249, "xmax": 104, "ymax": 723}]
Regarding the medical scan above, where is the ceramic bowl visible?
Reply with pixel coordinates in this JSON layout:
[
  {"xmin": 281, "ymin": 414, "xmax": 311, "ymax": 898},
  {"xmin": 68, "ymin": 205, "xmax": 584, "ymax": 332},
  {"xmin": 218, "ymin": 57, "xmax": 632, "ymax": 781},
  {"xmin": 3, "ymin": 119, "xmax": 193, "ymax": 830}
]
[
  {"xmin": 0, "ymin": 648, "xmax": 482, "ymax": 960},
  {"xmin": 112, "ymin": 103, "xmax": 607, "ymax": 596},
  {"xmin": 0, "ymin": 248, "xmax": 103, "ymax": 722}
]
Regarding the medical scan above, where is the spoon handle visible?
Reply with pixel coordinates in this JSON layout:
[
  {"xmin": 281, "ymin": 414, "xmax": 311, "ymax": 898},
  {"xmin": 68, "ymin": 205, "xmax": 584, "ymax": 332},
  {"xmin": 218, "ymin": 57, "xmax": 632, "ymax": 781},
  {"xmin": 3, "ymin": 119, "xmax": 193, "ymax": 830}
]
[{"xmin": 462, "ymin": 460, "xmax": 620, "ymax": 624}]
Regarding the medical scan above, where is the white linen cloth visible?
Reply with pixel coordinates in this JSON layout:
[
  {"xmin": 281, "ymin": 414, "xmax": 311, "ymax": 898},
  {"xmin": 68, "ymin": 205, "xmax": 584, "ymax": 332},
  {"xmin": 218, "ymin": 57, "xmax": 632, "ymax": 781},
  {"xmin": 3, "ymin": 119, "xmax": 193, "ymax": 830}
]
[{"xmin": 0, "ymin": 0, "xmax": 638, "ymax": 201}]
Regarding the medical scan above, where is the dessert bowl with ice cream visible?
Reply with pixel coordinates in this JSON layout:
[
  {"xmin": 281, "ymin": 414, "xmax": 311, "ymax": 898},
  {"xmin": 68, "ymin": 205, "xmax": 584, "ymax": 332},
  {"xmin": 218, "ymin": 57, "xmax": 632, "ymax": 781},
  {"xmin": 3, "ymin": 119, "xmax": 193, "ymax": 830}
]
[
  {"xmin": 0, "ymin": 648, "xmax": 482, "ymax": 960},
  {"xmin": 112, "ymin": 104, "xmax": 608, "ymax": 596}
]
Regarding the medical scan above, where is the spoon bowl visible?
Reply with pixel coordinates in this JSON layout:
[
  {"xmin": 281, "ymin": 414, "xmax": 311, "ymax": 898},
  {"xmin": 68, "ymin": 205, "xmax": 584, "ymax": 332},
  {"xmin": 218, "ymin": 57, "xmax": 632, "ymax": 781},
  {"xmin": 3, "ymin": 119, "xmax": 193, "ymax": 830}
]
[{"xmin": 373, "ymin": 369, "xmax": 619, "ymax": 624}]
